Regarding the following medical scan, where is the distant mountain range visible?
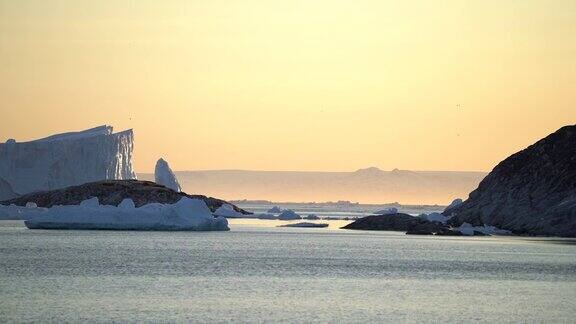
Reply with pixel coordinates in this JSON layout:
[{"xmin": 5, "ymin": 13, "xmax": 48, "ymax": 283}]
[{"xmin": 138, "ymin": 167, "xmax": 487, "ymax": 205}]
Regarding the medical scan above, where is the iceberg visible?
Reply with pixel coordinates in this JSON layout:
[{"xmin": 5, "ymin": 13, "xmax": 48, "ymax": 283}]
[
  {"xmin": 23, "ymin": 197, "xmax": 229, "ymax": 231},
  {"xmin": 267, "ymin": 206, "xmax": 283, "ymax": 214},
  {"xmin": 154, "ymin": 158, "xmax": 181, "ymax": 192},
  {"xmin": 0, "ymin": 125, "xmax": 135, "ymax": 200},
  {"xmin": 213, "ymin": 203, "xmax": 246, "ymax": 218},
  {"xmin": 277, "ymin": 209, "xmax": 301, "ymax": 220}
]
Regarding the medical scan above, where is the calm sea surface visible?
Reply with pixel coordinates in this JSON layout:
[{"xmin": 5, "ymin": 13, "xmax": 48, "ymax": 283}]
[{"xmin": 1, "ymin": 219, "xmax": 575, "ymax": 323}]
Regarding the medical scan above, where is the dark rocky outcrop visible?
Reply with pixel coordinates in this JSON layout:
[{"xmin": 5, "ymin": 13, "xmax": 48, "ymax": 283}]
[
  {"xmin": 445, "ymin": 125, "xmax": 576, "ymax": 237},
  {"xmin": 0, "ymin": 180, "xmax": 251, "ymax": 215},
  {"xmin": 341, "ymin": 213, "xmax": 447, "ymax": 233}
]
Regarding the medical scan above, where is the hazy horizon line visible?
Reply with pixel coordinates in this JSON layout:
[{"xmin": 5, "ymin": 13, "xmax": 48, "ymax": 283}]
[{"xmin": 136, "ymin": 167, "xmax": 489, "ymax": 174}]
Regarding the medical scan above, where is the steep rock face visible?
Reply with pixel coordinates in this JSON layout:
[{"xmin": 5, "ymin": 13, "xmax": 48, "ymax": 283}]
[
  {"xmin": 446, "ymin": 125, "xmax": 576, "ymax": 237},
  {"xmin": 0, "ymin": 126, "xmax": 135, "ymax": 200},
  {"xmin": 155, "ymin": 158, "xmax": 181, "ymax": 192},
  {"xmin": 0, "ymin": 180, "xmax": 251, "ymax": 215}
]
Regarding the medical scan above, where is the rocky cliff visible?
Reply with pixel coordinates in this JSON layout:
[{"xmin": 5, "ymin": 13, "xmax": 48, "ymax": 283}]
[{"xmin": 445, "ymin": 125, "xmax": 576, "ymax": 237}]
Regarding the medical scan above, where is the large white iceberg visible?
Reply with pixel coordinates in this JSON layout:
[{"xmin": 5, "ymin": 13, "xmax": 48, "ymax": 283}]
[
  {"xmin": 0, "ymin": 125, "xmax": 135, "ymax": 200},
  {"xmin": 23, "ymin": 197, "xmax": 229, "ymax": 231},
  {"xmin": 155, "ymin": 158, "xmax": 181, "ymax": 192}
]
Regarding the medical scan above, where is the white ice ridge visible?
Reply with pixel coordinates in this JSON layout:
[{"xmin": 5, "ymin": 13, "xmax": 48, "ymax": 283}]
[
  {"xmin": 0, "ymin": 125, "xmax": 135, "ymax": 200},
  {"xmin": 23, "ymin": 197, "xmax": 229, "ymax": 231},
  {"xmin": 155, "ymin": 158, "xmax": 181, "ymax": 192}
]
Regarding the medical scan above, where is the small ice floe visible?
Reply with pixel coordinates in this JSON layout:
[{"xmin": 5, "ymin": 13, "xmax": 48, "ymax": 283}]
[
  {"xmin": 304, "ymin": 214, "xmax": 320, "ymax": 220},
  {"xmin": 213, "ymin": 203, "xmax": 246, "ymax": 218},
  {"xmin": 277, "ymin": 222, "xmax": 328, "ymax": 228},
  {"xmin": 277, "ymin": 209, "xmax": 302, "ymax": 220}
]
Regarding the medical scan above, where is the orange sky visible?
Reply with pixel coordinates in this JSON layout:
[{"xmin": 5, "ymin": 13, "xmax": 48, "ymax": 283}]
[{"xmin": 1, "ymin": 0, "xmax": 574, "ymax": 173}]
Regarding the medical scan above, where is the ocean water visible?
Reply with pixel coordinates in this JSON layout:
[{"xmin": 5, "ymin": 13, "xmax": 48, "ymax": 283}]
[{"xmin": 1, "ymin": 219, "xmax": 576, "ymax": 323}]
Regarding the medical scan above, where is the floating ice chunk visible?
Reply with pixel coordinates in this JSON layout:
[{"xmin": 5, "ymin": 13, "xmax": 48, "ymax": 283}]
[
  {"xmin": 458, "ymin": 223, "xmax": 474, "ymax": 235},
  {"xmin": 155, "ymin": 158, "xmax": 182, "ymax": 192},
  {"xmin": 277, "ymin": 210, "xmax": 301, "ymax": 220},
  {"xmin": 214, "ymin": 204, "xmax": 245, "ymax": 218}
]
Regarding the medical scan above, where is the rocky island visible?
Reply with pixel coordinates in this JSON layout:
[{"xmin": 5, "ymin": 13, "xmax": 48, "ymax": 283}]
[
  {"xmin": 445, "ymin": 125, "xmax": 576, "ymax": 237},
  {"xmin": 0, "ymin": 180, "xmax": 250, "ymax": 231}
]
